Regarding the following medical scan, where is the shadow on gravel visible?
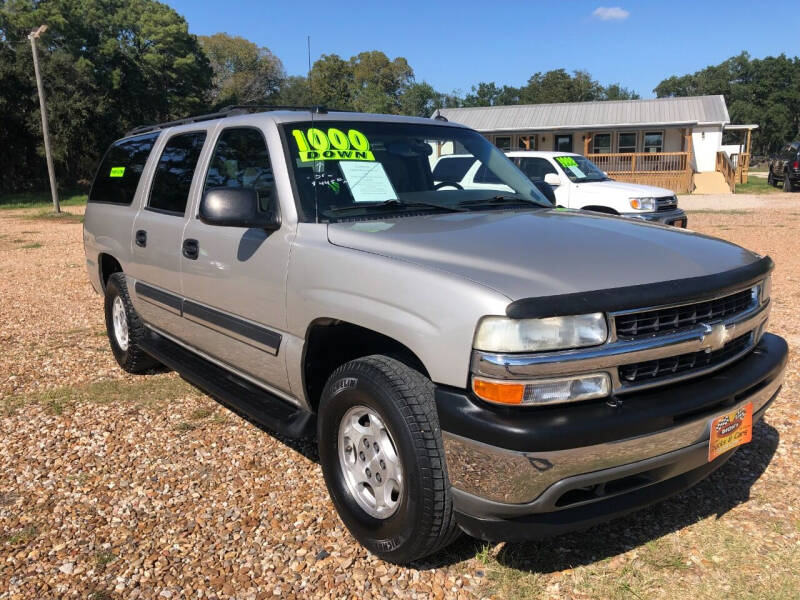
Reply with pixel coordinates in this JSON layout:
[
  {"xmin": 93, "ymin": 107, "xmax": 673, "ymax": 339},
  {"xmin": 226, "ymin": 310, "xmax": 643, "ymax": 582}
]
[
  {"xmin": 241, "ymin": 408, "xmax": 779, "ymax": 573},
  {"xmin": 485, "ymin": 419, "xmax": 779, "ymax": 575}
]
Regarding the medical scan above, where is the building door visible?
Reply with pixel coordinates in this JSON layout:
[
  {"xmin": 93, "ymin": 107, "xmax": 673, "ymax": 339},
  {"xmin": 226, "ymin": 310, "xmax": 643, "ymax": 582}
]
[{"xmin": 554, "ymin": 134, "xmax": 573, "ymax": 152}]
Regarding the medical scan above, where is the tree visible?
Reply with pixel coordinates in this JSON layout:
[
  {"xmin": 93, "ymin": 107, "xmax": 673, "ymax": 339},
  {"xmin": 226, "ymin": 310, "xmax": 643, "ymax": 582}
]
[
  {"xmin": 308, "ymin": 53, "xmax": 353, "ymax": 109},
  {"xmin": 399, "ymin": 82, "xmax": 441, "ymax": 117},
  {"xmin": 602, "ymin": 83, "xmax": 640, "ymax": 101},
  {"xmin": 276, "ymin": 75, "xmax": 312, "ymax": 106},
  {"xmin": 349, "ymin": 51, "xmax": 413, "ymax": 114},
  {"xmin": 654, "ymin": 52, "xmax": 800, "ymax": 154},
  {"xmin": 0, "ymin": 0, "xmax": 212, "ymax": 191},
  {"xmin": 199, "ymin": 33, "xmax": 284, "ymax": 108}
]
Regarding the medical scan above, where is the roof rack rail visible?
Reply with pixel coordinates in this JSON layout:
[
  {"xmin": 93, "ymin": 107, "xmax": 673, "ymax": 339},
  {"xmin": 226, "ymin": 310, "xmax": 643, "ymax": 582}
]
[{"xmin": 125, "ymin": 104, "xmax": 338, "ymax": 136}]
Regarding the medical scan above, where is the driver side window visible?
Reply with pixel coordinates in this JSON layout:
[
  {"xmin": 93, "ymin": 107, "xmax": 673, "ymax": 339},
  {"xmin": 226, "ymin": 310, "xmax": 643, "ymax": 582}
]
[{"xmin": 204, "ymin": 128, "xmax": 274, "ymax": 212}]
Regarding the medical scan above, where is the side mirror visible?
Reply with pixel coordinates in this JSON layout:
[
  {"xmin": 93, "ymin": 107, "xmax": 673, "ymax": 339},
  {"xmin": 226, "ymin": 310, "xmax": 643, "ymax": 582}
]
[
  {"xmin": 543, "ymin": 173, "xmax": 561, "ymax": 186},
  {"xmin": 199, "ymin": 187, "xmax": 281, "ymax": 230}
]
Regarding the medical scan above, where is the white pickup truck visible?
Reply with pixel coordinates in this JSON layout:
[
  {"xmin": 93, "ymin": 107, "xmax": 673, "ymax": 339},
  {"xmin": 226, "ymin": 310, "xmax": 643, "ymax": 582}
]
[{"xmin": 432, "ymin": 150, "xmax": 687, "ymax": 227}]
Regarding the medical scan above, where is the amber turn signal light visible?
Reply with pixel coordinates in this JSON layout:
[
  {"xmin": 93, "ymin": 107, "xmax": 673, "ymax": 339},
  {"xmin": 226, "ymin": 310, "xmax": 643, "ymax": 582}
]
[{"xmin": 472, "ymin": 378, "xmax": 525, "ymax": 405}]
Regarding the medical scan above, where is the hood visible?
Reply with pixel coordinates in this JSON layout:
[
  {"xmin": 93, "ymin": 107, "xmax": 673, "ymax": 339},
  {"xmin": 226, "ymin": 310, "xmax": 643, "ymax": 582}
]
[
  {"xmin": 575, "ymin": 180, "xmax": 675, "ymax": 198},
  {"xmin": 327, "ymin": 210, "xmax": 759, "ymax": 301}
]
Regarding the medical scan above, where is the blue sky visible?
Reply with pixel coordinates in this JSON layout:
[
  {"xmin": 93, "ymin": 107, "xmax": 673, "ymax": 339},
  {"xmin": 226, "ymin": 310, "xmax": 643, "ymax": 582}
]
[{"xmin": 167, "ymin": 0, "xmax": 798, "ymax": 98}]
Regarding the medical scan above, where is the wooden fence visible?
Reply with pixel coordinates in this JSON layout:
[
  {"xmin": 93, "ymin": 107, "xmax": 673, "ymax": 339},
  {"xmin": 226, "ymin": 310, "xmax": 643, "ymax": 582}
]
[{"xmin": 586, "ymin": 152, "xmax": 693, "ymax": 194}]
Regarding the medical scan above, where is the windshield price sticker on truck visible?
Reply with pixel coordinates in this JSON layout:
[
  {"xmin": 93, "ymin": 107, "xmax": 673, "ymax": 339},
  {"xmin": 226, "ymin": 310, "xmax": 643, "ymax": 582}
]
[
  {"xmin": 555, "ymin": 157, "xmax": 586, "ymax": 177},
  {"xmin": 292, "ymin": 128, "xmax": 375, "ymax": 162},
  {"xmin": 555, "ymin": 156, "xmax": 578, "ymax": 167},
  {"xmin": 109, "ymin": 166, "xmax": 125, "ymax": 177}
]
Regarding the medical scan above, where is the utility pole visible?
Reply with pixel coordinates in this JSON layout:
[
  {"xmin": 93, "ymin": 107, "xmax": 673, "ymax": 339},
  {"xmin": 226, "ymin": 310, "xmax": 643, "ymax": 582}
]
[{"xmin": 29, "ymin": 25, "xmax": 60, "ymax": 213}]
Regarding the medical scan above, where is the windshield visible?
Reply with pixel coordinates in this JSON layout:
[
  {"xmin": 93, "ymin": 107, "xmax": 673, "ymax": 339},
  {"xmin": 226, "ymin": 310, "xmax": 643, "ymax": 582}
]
[
  {"xmin": 553, "ymin": 155, "xmax": 609, "ymax": 183},
  {"xmin": 282, "ymin": 121, "xmax": 551, "ymax": 222}
]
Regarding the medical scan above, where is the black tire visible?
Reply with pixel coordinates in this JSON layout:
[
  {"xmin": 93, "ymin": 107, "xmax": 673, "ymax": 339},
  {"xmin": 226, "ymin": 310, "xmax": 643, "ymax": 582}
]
[
  {"xmin": 317, "ymin": 355, "xmax": 459, "ymax": 563},
  {"xmin": 784, "ymin": 174, "xmax": 795, "ymax": 193},
  {"xmin": 104, "ymin": 272, "xmax": 160, "ymax": 373},
  {"xmin": 768, "ymin": 169, "xmax": 778, "ymax": 187}
]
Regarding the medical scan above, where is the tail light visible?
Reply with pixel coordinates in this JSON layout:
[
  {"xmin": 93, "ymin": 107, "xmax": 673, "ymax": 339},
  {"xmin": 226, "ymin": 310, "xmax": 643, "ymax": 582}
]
[{"xmin": 793, "ymin": 160, "xmax": 799, "ymax": 170}]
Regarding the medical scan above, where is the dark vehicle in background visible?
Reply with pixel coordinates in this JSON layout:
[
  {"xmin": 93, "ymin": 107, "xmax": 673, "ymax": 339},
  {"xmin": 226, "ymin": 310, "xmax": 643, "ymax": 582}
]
[{"xmin": 768, "ymin": 142, "xmax": 800, "ymax": 192}]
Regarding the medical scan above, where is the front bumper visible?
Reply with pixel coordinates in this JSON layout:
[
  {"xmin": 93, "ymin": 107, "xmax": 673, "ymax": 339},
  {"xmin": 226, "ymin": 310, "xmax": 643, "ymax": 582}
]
[
  {"xmin": 436, "ymin": 333, "xmax": 787, "ymax": 541},
  {"xmin": 623, "ymin": 208, "xmax": 687, "ymax": 227}
]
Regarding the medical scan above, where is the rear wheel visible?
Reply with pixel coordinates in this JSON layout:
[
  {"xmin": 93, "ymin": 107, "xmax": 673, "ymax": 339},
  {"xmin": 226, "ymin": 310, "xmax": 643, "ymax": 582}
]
[
  {"xmin": 768, "ymin": 169, "xmax": 778, "ymax": 187},
  {"xmin": 104, "ymin": 273, "xmax": 160, "ymax": 373},
  {"xmin": 317, "ymin": 355, "xmax": 459, "ymax": 563}
]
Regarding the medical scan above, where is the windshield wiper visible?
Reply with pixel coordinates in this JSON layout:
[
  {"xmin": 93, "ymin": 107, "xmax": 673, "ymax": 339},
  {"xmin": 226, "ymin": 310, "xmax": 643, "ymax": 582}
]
[
  {"xmin": 457, "ymin": 195, "xmax": 549, "ymax": 208},
  {"xmin": 323, "ymin": 199, "xmax": 467, "ymax": 217}
]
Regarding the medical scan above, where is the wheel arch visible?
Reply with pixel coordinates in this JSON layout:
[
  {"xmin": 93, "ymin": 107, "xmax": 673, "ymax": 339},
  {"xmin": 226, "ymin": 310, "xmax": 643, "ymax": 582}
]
[
  {"xmin": 98, "ymin": 253, "xmax": 123, "ymax": 292},
  {"xmin": 580, "ymin": 205, "xmax": 619, "ymax": 215},
  {"xmin": 301, "ymin": 318, "xmax": 430, "ymax": 413}
]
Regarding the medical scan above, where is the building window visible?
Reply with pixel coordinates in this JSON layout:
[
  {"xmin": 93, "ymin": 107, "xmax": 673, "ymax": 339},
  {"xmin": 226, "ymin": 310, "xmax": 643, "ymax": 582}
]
[
  {"xmin": 592, "ymin": 133, "xmax": 612, "ymax": 154},
  {"xmin": 517, "ymin": 135, "xmax": 535, "ymax": 150},
  {"xmin": 554, "ymin": 134, "xmax": 572, "ymax": 152},
  {"xmin": 643, "ymin": 131, "xmax": 663, "ymax": 153},
  {"xmin": 494, "ymin": 136, "xmax": 511, "ymax": 151},
  {"xmin": 618, "ymin": 132, "xmax": 637, "ymax": 153}
]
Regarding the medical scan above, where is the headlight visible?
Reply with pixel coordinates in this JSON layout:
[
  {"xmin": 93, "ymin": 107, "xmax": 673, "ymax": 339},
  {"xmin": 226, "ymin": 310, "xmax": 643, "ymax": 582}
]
[
  {"xmin": 760, "ymin": 275, "xmax": 772, "ymax": 305},
  {"xmin": 474, "ymin": 313, "xmax": 608, "ymax": 353},
  {"xmin": 472, "ymin": 373, "xmax": 611, "ymax": 406},
  {"xmin": 629, "ymin": 197, "xmax": 656, "ymax": 211}
]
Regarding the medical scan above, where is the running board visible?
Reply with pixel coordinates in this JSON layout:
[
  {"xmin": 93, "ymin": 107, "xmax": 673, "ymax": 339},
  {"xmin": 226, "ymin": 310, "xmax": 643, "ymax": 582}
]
[{"xmin": 140, "ymin": 330, "xmax": 315, "ymax": 438}]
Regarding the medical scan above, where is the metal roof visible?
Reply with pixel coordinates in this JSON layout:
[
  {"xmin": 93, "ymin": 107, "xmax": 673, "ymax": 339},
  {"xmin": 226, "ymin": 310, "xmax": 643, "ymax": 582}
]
[{"xmin": 433, "ymin": 95, "xmax": 730, "ymax": 132}]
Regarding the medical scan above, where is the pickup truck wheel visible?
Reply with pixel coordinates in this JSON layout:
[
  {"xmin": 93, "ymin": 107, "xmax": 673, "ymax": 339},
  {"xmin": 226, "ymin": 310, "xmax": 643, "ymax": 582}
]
[
  {"xmin": 317, "ymin": 355, "xmax": 459, "ymax": 563},
  {"xmin": 784, "ymin": 174, "xmax": 795, "ymax": 193},
  {"xmin": 768, "ymin": 169, "xmax": 777, "ymax": 187},
  {"xmin": 104, "ymin": 273, "xmax": 159, "ymax": 373}
]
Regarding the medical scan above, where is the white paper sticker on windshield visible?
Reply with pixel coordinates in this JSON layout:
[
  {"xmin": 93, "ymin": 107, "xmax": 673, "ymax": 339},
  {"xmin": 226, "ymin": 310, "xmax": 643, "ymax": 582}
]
[
  {"xmin": 568, "ymin": 165, "xmax": 586, "ymax": 178},
  {"xmin": 339, "ymin": 161, "xmax": 398, "ymax": 203}
]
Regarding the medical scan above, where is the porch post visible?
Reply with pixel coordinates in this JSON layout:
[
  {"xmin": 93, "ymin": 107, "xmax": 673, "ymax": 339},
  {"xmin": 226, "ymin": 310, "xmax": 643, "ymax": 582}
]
[
  {"xmin": 583, "ymin": 134, "xmax": 591, "ymax": 156},
  {"xmin": 684, "ymin": 128, "xmax": 693, "ymax": 194},
  {"xmin": 744, "ymin": 129, "xmax": 752, "ymax": 184}
]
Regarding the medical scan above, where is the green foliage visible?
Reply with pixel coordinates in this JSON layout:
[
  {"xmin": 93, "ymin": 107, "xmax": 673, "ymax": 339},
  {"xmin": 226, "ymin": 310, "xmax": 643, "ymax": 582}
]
[
  {"xmin": 199, "ymin": 32, "xmax": 284, "ymax": 108},
  {"xmin": 0, "ymin": 0, "xmax": 212, "ymax": 193},
  {"xmin": 654, "ymin": 52, "xmax": 800, "ymax": 154},
  {"xmin": 461, "ymin": 71, "xmax": 639, "ymax": 108}
]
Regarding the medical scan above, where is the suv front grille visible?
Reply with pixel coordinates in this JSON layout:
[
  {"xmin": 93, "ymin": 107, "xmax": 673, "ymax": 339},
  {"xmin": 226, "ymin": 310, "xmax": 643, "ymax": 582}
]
[
  {"xmin": 614, "ymin": 288, "xmax": 754, "ymax": 340},
  {"xmin": 618, "ymin": 332, "xmax": 752, "ymax": 384},
  {"xmin": 656, "ymin": 196, "xmax": 678, "ymax": 212}
]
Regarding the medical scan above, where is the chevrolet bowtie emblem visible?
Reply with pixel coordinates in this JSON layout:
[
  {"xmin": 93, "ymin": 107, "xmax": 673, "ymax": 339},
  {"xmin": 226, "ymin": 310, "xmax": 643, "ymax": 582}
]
[{"xmin": 700, "ymin": 322, "xmax": 733, "ymax": 352}]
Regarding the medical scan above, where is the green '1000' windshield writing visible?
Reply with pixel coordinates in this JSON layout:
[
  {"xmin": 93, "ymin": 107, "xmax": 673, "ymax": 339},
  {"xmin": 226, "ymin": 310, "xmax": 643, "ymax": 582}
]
[{"xmin": 292, "ymin": 128, "xmax": 375, "ymax": 162}]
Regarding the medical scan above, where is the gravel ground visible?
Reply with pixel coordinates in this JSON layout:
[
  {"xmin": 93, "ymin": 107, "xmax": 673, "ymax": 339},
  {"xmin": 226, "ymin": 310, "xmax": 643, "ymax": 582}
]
[{"xmin": 1, "ymin": 199, "xmax": 798, "ymax": 599}]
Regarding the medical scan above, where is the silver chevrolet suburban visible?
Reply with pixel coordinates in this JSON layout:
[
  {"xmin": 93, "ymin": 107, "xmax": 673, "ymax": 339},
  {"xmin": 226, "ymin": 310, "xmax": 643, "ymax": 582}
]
[{"xmin": 84, "ymin": 106, "xmax": 787, "ymax": 564}]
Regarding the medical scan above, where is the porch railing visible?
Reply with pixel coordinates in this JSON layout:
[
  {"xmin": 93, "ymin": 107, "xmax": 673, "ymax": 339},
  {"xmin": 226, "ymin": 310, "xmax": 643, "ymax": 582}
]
[
  {"xmin": 586, "ymin": 151, "xmax": 693, "ymax": 194},
  {"xmin": 736, "ymin": 153, "xmax": 751, "ymax": 184},
  {"xmin": 716, "ymin": 151, "xmax": 737, "ymax": 192}
]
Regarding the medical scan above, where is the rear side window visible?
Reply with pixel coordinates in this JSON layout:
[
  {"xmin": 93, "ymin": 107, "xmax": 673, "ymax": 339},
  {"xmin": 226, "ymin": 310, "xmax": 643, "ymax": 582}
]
[
  {"xmin": 148, "ymin": 131, "xmax": 207, "ymax": 215},
  {"xmin": 89, "ymin": 133, "xmax": 159, "ymax": 205},
  {"xmin": 204, "ymin": 128, "xmax": 275, "ymax": 212},
  {"xmin": 432, "ymin": 156, "xmax": 475, "ymax": 182}
]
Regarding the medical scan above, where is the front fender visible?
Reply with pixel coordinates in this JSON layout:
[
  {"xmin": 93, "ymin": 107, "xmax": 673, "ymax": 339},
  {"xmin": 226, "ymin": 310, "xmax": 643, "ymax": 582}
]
[{"xmin": 285, "ymin": 225, "xmax": 511, "ymax": 392}]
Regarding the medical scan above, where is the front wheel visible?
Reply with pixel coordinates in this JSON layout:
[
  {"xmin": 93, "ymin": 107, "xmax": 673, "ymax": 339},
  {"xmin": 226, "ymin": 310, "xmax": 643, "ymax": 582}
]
[
  {"xmin": 317, "ymin": 355, "xmax": 459, "ymax": 563},
  {"xmin": 767, "ymin": 169, "xmax": 776, "ymax": 187}
]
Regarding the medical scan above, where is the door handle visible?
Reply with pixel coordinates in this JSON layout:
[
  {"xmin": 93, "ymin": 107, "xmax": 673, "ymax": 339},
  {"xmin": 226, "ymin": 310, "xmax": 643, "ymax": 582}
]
[
  {"xmin": 135, "ymin": 230, "xmax": 147, "ymax": 248},
  {"xmin": 182, "ymin": 238, "xmax": 199, "ymax": 260}
]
